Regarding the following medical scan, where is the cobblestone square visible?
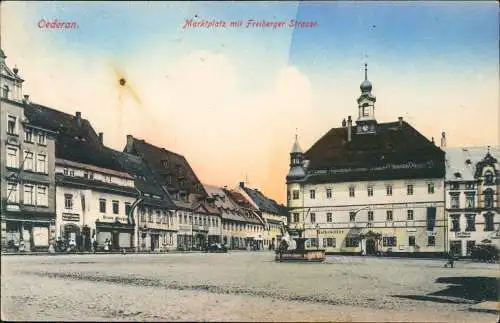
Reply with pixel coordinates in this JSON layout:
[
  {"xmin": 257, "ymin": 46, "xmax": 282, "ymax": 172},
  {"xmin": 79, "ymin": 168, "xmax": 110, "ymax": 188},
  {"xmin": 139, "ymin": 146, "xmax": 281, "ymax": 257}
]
[{"xmin": 1, "ymin": 252, "xmax": 498, "ymax": 322}]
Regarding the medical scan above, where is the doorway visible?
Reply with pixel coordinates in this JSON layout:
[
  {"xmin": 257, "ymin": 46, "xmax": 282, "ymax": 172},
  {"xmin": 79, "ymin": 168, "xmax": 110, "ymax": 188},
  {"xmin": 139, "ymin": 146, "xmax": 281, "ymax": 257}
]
[{"xmin": 366, "ymin": 239, "xmax": 377, "ymax": 255}]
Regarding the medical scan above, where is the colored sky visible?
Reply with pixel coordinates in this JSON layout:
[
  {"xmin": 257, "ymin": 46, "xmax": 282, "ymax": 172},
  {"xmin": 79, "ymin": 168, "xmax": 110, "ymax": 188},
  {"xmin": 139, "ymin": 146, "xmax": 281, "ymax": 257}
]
[{"xmin": 1, "ymin": 1, "xmax": 498, "ymax": 203}]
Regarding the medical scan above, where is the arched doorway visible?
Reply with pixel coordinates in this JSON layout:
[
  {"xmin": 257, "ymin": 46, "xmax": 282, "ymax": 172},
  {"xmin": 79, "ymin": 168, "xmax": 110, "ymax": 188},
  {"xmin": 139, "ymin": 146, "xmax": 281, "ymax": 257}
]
[
  {"xmin": 62, "ymin": 223, "xmax": 81, "ymax": 248},
  {"xmin": 366, "ymin": 239, "xmax": 377, "ymax": 255},
  {"xmin": 81, "ymin": 225, "xmax": 91, "ymax": 251}
]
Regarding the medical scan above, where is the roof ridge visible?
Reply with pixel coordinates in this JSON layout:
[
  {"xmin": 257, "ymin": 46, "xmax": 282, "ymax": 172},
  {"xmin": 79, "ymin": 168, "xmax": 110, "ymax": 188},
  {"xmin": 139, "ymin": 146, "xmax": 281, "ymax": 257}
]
[{"xmin": 133, "ymin": 136, "xmax": 186, "ymax": 158}]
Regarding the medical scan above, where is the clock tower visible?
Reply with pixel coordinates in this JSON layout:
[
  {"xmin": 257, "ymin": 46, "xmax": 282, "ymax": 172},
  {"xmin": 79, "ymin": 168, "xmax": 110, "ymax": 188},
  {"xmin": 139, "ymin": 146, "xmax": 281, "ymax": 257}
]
[{"xmin": 356, "ymin": 64, "xmax": 377, "ymax": 134}]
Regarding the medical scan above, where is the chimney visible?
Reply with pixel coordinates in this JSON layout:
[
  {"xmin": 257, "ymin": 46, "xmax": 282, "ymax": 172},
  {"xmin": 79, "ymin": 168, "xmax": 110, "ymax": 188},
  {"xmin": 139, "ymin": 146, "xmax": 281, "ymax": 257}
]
[
  {"xmin": 347, "ymin": 116, "xmax": 352, "ymax": 142},
  {"xmin": 398, "ymin": 117, "xmax": 403, "ymax": 128},
  {"xmin": 431, "ymin": 137, "xmax": 435, "ymax": 144},
  {"xmin": 23, "ymin": 94, "xmax": 30, "ymax": 104},
  {"xmin": 126, "ymin": 135, "xmax": 134, "ymax": 153},
  {"xmin": 341, "ymin": 118, "xmax": 347, "ymax": 127},
  {"xmin": 75, "ymin": 111, "xmax": 82, "ymax": 126},
  {"xmin": 98, "ymin": 132, "xmax": 103, "ymax": 145},
  {"xmin": 239, "ymin": 182, "xmax": 245, "ymax": 188},
  {"xmin": 440, "ymin": 132, "xmax": 446, "ymax": 148}
]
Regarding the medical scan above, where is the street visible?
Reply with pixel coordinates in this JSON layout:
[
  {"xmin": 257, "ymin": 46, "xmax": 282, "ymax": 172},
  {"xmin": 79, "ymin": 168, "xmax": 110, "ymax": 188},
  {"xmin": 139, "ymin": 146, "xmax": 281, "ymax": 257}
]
[{"xmin": 1, "ymin": 252, "xmax": 498, "ymax": 322}]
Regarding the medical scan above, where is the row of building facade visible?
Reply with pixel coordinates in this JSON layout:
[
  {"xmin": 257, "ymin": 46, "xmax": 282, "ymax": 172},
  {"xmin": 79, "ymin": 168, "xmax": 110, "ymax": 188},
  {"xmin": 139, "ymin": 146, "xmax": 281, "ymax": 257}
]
[
  {"xmin": 0, "ymin": 49, "xmax": 287, "ymax": 253},
  {"xmin": 286, "ymin": 64, "xmax": 499, "ymax": 257}
]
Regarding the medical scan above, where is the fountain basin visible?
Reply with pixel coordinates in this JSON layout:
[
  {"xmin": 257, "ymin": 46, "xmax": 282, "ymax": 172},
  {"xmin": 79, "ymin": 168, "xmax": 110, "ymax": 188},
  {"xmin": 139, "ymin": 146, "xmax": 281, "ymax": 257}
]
[{"xmin": 275, "ymin": 249, "xmax": 326, "ymax": 262}]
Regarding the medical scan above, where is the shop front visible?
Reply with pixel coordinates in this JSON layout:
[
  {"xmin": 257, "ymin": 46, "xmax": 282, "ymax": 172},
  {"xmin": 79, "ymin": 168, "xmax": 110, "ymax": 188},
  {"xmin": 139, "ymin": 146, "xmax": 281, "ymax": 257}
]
[
  {"xmin": 95, "ymin": 220, "xmax": 134, "ymax": 251},
  {"xmin": 2, "ymin": 212, "xmax": 55, "ymax": 252}
]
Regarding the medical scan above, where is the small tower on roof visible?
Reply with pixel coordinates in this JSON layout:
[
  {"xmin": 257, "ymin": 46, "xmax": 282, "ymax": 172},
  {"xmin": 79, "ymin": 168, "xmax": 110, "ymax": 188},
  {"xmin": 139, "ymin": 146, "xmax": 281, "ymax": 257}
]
[
  {"xmin": 356, "ymin": 63, "xmax": 377, "ymax": 135},
  {"xmin": 287, "ymin": 132, "xmax": 306, "ymax": 180}
]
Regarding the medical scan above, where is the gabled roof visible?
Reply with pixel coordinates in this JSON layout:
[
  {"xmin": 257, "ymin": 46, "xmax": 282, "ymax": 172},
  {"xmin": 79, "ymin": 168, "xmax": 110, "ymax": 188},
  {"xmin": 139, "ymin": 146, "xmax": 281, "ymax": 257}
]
[
  {"xmin": 444, "ymin": 146, "xmax": 500, "ymax": 181},
  {"xmin": 113, "ymin": 150, "xmax": 176, "ymax": 209},
  {"xmin": 242, "ymin": 186, "xmax": 286, "ymax": 216},
  {"xmin": 305, "ymin": 121, "xmax": 444, "ymax": 169},
  {"xmin": 125, "ymin": 137, "xmax": 208, "ymax": 197},
  {"xmin": 1, "ymin": 54, "xmax": 24, "ymax": 83},
  {"xmin": 23, "ymin": 103, "xmax": 124, "ymax": 172},
  {"xmin": 298, "ymin": 121, "xmax": 446, "ymax": 183}
]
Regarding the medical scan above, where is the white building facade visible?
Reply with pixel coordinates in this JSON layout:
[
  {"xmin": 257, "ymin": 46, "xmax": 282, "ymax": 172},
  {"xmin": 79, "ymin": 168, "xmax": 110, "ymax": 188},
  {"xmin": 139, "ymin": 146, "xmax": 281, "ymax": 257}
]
[
  {"xmin": 286, "ymin": 65, "xmax": 447, "ymax": 257},
  {"xmin": 444, "ymin": 146, "xmax": 500, "ymax": 256}
]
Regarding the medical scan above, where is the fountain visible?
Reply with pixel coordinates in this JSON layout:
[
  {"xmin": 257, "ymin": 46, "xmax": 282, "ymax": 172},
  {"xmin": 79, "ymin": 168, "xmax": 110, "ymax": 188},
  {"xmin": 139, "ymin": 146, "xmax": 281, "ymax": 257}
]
[{"xmin": 275, "ymin": 225, "xmax": 326, "ymax": 262}]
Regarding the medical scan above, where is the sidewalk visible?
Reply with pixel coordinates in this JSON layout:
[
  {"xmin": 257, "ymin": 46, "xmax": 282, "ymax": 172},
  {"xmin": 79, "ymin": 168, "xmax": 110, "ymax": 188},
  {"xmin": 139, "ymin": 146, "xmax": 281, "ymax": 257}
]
[
  {"xmin": 1, "ymin": 249, "xmax": 274, "ymax": 256},
  {"xmin": 468, "ymin": 301, "xmax": 499, "ymax": 315}
]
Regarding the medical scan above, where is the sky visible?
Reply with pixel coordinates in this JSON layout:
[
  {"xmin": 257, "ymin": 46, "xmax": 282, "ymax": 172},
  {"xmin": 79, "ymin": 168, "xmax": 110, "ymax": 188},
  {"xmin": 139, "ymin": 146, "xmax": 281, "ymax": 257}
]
[{"xmin": 1, "ymin": 1, "xmax": 498, "ymax": 204}]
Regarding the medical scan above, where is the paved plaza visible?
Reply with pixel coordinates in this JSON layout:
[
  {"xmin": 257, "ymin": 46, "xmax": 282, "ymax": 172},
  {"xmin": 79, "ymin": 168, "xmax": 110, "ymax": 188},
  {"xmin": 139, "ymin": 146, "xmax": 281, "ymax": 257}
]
[{"xmin": 1, "ymin": 252, "xmax": 498, "ymax": 322}]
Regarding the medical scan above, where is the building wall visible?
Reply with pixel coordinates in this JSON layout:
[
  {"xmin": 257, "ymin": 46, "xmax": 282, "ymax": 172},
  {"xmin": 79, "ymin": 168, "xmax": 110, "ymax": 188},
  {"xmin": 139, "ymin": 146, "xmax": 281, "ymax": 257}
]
[{"xmin": 288, "ymin": 178, "xmax": 446, "ymax": 255}]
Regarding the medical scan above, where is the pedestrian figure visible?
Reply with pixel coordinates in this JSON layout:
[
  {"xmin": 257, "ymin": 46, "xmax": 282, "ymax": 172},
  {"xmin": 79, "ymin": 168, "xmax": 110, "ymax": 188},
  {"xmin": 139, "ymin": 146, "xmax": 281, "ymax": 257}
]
[
  {"xmin": 104, "ymin": 238, "xmax": 110, "ymax": 251},
  {"xmin": 92, "ymin": 238, "xmax": 98, "ymax": 254},
  {"xmin": 444, "ymin": 252, "xmax": 455, "ymax": 268}
]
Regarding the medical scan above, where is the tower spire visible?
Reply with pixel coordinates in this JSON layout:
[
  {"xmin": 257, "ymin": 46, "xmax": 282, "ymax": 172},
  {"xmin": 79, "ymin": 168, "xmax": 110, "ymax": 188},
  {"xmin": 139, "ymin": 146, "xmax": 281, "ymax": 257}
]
[{"xmin": 364, "ymin": 63, "xmax": 368, "ymax": 80}]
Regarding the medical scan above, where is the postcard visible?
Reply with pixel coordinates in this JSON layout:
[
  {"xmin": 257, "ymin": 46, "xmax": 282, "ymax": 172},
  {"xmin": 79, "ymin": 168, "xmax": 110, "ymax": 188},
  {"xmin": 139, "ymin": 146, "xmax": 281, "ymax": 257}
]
[{"xmin": 1, "ymin": 1, "xmax": 498, "ymax": 322}]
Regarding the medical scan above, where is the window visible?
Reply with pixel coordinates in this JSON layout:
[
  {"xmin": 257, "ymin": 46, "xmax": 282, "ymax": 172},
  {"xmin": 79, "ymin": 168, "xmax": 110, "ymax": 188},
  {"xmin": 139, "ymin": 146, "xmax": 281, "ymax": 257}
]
[
  {"xmin": 7, "ymin": 115, "xmax": 17, "ymax": 134},
  {"xmin": 3, "ymin": 85, "xmax": 9, "ymax": 98},
  {"xmin": 37, "ymin": 154, "xmax": 47, "ymax": 173},
  {"xmin": 367, "ymin": 211, "xmax": 374, "ymax": 221},
  {"xmin": 69, "ymin": 170, "xmax": 75, "ymax": 176},
  {"xmin": 148, "ymin": 209, "xmax": 153, "ymax": 223},
  {"xmin": 465, "ymin": 194, "xmax": 475, "ymax": 209},
  {"xmin": 484, "ymin": 213, "xmax": 494, "ymax": 231},
  {"xmin": 6, "ymin": 146, "xmax": 18, "ymax": 168},
  {"xmin": 451, "ymin": 183, "xmax": 459, "ymax": 190},
  {"xmin": 7, "ymin": 182, "xmax": 18, "ymax": 203},
  {"xmin": 24, "ymin": 185, "xmax": 34, "ymax": 205},
  {"xmin": 125, "ymin": 202, "xmax": 131, "ymax": 216},
  {"xmin": 25, "ymin": 128, "xmax": 33, "ymax": 142},
  {"xmin": 36, "ymin": 185, "xmax": 48, "ymax": 206},
  {"xmin": 156, "ymin": 210, "xmax": 161, "ymax": 223},
  {"xmin": 428, "ymin": 183, "xmax": 435, "ymax": 194},
  {"xmin": 349, "ymin": 186, "xmax": 355, "ymax": 197},
  {"xmin": 349, "ymin": 212, "xmax": 356, "ymax": 222},
  {"xmin": 309, "ymin": 238, "xmax": 318, "ymax": 248},
  {"xmin": 465, "ymin": 183, "xmax": 474, "ymax": 189},
  {"xmin": 326, "ymin": 189, "xmax": 332, "ymax": 199},
  {"xmin": 407, "ymin": 210, "xmax": 414, "ymax": 221},
  {"xmin": 427, "ymin": 236, "xmax": 436, "ymax": 247},
  {"xmin": 162, "ymin": 159, "xmax": 169, "ymax": 168},
  {"xmin": 407, "ymin": 184, "xmax": 414, "ymax": 195},
  {"xmin": 310, "ymin": 190, "xmax": 315, "ymax": 199},
  {"xmin": 323, "ymin": 238, "xmax": 336, "ymax": 248},
  {"xmin": 287, "ymin": 190, "xmax": 291, "ymax": 200},
  {"xmin": 24, "ymin": 151, "xmax": 34, "ymax": 171},
  {"xmin": 345, "ymin": 238, "xmax": 359, "ymax": 247},
  {"xmin": 484, "ymin": 189, "xmax": 494, "ymax": 209},
  {"xmin": 292, "ymin": 190, "xmax": 299, "ymax": 200},
  {"xmin": 408, "ymin": 236, "xmax": 416, "ymax": 247},
  {"xmin": 64, "ymin": 194, "xmax": 73, "ymax": 209},
  {"xmin": 326, "ymin": 212, "xmax": 332, "ymax": 223},
  {"xmin": 38, "ymin": 132, "xmax": 46, "ymax": 145},
  {"xmin": 484, "ymin": 171, "xmax": 494, "ymax": 185},
  {"xmin": 310, "ymin": 213, "xmax": 316, "ymax": 223},
  {"xmin": 99, "ymin": 199, "xmax": 106, "ymax": 213},
  {"xmin": 386, "ymin": 210, "xmax": 393, "ymax": 221},
  {"xmin": 383, "ymin": 237, "xmax": 397, "ymax": 247},
  {"xmin": 465, "ymin": 214, "xmax": 475, "ymax": 232},
  {"xmin": 367, "ymin": 186, "xmax": 373, "ymax": 197},
  {"xmin": 427, "ymin": 207, "xmax": 436, "ymax": 231},
  {"xmin": 293, "ymin": 213, "xmax": 300, "ymax": 222},
  {"xmin": 450, "ymin": 195, "xmax": 460, "ymax": 209},
  {"xmin": 113, "ymin": 201, "xmax": 120, "ymax": 214},
  {"xmin": 450, "ymin": 215, "xmax": 460, "ymax": 232},
  {"xmin": 362, "ymin": 106, "xmax": 369, "ymax": 117},
  {"xmin": 386, "ymin": 185, "xmax": 392, "ymax": 196}
]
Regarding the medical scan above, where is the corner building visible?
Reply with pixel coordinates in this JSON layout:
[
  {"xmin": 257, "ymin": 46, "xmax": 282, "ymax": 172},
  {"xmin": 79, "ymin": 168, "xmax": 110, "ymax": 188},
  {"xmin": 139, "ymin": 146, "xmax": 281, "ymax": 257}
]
[{"xmin": 286, "ymin": 65, "xmax": 446, "ymax": 257}]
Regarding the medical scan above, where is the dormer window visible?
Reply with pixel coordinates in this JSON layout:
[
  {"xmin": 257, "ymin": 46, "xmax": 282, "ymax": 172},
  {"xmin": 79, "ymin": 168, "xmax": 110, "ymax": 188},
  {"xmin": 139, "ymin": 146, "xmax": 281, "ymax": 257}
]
[{"xmin": 162, "ymin": 159, "xmax": 169, "ymax": 168}]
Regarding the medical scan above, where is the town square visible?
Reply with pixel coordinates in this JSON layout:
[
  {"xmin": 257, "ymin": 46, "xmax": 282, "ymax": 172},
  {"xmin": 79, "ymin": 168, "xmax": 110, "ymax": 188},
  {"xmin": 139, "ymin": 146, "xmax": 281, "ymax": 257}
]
[{"xmin": 1, "ymin": 1, "xmax": 499, "ymax": 322}]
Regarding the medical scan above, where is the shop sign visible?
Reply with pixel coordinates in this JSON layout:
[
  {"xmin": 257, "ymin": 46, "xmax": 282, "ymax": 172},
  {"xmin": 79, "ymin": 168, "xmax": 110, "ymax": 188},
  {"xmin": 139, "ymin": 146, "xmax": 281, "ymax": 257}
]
[
  {"xmin": 318, "ymin": 229, "xmax": 344, "ymax": 235},
  {"xmin": 62, "ymin": 213, "xmax": 80, "ymax": 222},
  {"xmin": 455, "ymin": 232, "xmax": 471, "ymax": 238}
]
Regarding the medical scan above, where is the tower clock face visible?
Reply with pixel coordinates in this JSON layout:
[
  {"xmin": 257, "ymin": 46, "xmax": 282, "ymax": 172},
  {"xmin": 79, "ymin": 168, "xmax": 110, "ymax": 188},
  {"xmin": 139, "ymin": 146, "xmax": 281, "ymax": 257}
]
[{"xmin": 362, "ymin": 124, "xmax": 369, "ymax": 132}]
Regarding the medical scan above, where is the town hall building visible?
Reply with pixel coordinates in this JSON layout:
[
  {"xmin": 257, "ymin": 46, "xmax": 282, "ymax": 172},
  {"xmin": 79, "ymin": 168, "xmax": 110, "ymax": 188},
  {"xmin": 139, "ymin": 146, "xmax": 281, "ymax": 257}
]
[{"xmin": 286, "ymin": 64, "xmax": 447, "ymax": 257}]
